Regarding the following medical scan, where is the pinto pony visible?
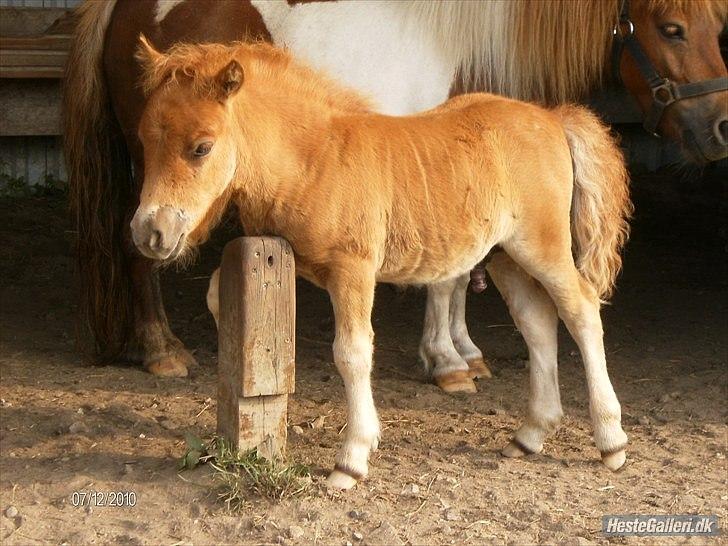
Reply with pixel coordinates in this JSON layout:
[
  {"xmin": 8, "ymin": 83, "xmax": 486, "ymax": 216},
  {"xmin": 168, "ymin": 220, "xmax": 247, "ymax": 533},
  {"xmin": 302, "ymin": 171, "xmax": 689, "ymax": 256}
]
[
  {"xmin": 64, "ymin": 0, "xmax": 727, "ymax": 386},
  {"xmin": 131, "ymin": 39, "xmax": 632, "ymax": 488}
]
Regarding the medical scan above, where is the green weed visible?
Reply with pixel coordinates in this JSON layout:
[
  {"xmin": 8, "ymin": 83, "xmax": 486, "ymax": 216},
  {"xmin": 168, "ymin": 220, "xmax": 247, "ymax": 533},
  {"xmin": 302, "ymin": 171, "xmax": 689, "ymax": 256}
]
[{"xmin": 179, "ymin": 433, "xmax": 311, "ymax": 508}]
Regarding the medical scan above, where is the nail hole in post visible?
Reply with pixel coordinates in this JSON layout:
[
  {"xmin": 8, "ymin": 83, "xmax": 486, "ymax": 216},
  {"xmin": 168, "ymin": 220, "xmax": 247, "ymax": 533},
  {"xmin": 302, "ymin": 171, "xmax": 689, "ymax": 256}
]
[{"xmin": 267, "ymin": 255, "xmax": 274, "ymax": 267}]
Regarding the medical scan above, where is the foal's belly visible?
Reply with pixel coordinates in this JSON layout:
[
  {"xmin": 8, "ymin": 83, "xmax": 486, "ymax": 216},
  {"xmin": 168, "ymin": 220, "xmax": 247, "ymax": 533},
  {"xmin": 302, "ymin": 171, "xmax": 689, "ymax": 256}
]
[{"xmin": 376, "ymin": 238, "xmax": 495, "ymax": 286}]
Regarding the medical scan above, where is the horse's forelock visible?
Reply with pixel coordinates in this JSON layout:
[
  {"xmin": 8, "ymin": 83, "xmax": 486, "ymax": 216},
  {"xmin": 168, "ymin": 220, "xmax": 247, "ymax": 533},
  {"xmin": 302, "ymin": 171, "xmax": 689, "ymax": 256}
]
[{"xmin": 644, "ymin": 0, "xmax": 728, "ymax": 20}]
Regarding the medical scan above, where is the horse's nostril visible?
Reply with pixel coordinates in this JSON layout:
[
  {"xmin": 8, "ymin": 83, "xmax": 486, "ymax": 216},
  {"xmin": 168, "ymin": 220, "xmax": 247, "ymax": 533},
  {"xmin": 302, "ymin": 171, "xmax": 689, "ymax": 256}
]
[
  {"xmin": 718, "ymin": 119, "xmax": 728, "ymax": 145},
  {"xmin": 149, "ymin": 229, "xmax": 162, "ymax": 250}
]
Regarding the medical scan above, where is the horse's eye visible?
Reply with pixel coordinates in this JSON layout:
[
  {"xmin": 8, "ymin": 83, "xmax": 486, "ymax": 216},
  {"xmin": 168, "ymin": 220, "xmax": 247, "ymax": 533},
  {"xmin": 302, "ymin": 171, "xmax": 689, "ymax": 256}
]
[
  {"xmin": 193, "ymin": 142, "xmax": 213, "ymax": 157},
  {"xmin": 659, "ymin": 23, "xmax": 685, "ymax": 40}
]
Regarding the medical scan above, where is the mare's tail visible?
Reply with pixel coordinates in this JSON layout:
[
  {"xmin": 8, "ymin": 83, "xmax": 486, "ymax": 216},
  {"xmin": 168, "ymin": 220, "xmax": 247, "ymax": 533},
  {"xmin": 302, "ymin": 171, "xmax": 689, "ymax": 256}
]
[
  {"xmin": 63, "ymin": 0, "xmax": 135, "ymax": 361},
  {"xmin": 555, "ymin": 105, "xmax": 633, "ymax": 300}
]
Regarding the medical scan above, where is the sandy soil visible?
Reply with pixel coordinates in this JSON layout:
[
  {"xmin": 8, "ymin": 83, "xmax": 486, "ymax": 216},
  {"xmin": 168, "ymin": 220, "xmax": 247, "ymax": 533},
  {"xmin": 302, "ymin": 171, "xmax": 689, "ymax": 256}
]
[{"xmin": 1, "ymin": 167, "xmax": 726, "ymax": 545}]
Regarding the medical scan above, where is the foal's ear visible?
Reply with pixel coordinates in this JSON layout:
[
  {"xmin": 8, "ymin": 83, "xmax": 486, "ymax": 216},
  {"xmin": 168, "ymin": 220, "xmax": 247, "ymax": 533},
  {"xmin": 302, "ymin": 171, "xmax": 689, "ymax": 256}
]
[
  {"xmin": 215, "ymin": 60, "xmax": 244, "ymax": 100},
  {"xmin": 136, "ymin": 34, "xmax": 165, "ymax": 69}
]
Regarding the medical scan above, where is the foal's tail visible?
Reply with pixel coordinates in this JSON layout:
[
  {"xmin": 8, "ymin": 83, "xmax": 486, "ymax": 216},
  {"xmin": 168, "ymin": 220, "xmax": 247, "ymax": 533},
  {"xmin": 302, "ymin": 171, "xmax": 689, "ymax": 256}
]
[
  {"xmin": 64, "ymin": 0, "xmax": 133, "ymax": 361},
  {"xmin": 555, "ymin": 105, "xmax": 633, "ymax": 301}
]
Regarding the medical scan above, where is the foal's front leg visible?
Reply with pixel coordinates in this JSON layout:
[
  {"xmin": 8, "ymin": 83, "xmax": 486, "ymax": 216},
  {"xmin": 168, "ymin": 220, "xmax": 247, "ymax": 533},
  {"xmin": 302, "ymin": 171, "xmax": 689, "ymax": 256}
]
[
  {"xmin": 419, "ymin": 278, "xmax": 477, "ymax": 393},
  {"xmin": 208, "ymin": 263, "xmax": 380, "ymax": 488},
  {"xmin": 325, "ymin": 263, "xmax": 380, "ymax": 490},
  {"xmin": 207, "ymin": 268, "xmax": 221, "ymax": 327}
]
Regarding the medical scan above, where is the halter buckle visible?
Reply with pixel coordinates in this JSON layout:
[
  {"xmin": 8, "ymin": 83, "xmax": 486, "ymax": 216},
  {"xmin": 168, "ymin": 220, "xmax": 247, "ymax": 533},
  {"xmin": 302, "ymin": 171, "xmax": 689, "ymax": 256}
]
[{"xmin": 651, "ymin": 79, "xmax": 677, "ymax": 107}]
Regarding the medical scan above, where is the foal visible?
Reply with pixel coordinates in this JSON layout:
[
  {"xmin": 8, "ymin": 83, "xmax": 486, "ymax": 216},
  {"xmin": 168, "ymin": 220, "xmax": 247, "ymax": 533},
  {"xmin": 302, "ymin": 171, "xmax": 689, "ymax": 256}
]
[{"xmin": 131, "ymin": 39, "xmax": 632, "ymax": 489}]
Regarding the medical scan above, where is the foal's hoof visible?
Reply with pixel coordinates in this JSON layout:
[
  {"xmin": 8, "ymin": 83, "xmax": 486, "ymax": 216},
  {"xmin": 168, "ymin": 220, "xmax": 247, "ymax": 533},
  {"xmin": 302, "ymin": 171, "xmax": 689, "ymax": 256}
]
[
  {"xmin": 501, "ymin": 437, "xmax": 541, "ymax": 458},
  {"xmin": 601, "ymin": 449, "xmax": 626, "ymax": 471},
  {"xmin": 434, "ymin": 370, "xmax": 477, "ymax": 393},
  {"xmin": 467, "ymin": 357, "xmax": 492, "ymax": 379},
  {"xmin": 326, "ymin": 469, "xmax": 359, "ymax": 490},
  {"xmin": 145, "ymin": 350, "xmax": 194, "ymax": 377},
  {"xmin": 501, "ymin": 441, "xmax": 527, "ymax": 458}
]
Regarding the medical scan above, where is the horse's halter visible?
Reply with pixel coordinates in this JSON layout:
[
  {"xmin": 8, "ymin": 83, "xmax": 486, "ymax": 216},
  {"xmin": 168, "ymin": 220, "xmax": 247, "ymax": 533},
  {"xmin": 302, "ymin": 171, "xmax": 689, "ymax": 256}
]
[{"xmin": 611, "ymin": 0, "xmax": 728, "ymax": 137}]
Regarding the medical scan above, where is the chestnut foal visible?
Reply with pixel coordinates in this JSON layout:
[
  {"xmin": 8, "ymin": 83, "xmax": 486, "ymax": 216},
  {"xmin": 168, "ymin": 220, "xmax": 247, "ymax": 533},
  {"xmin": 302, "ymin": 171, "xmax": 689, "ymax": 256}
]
[{"xmin": 130, "ymin": 39, "xmax": 632, "ymax": 489}]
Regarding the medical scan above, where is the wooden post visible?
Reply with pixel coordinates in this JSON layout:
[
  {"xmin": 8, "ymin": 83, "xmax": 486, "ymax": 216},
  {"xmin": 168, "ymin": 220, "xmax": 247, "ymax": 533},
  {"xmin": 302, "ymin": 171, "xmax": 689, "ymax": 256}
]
[{"xmin": 217, "ymin": 237, "xmax": 295, "ymax": 459}]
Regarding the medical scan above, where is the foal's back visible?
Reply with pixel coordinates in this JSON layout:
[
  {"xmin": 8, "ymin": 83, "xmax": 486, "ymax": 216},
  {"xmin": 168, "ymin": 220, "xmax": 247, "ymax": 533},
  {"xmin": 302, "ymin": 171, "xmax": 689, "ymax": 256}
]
[{"xmin": 338, "ymin": 93, "xmax": 575, "ymax": 282}]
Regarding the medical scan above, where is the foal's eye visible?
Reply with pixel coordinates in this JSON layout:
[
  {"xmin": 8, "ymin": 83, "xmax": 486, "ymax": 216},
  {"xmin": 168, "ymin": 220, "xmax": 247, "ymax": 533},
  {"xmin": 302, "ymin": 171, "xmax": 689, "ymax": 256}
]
[
  {"xmin": 659, "ymin": 23, "xmax": 685, "ymax": 40},
  {"xmin": 192, "ymin": 142, "xmax": 213, "ymax": 158}
]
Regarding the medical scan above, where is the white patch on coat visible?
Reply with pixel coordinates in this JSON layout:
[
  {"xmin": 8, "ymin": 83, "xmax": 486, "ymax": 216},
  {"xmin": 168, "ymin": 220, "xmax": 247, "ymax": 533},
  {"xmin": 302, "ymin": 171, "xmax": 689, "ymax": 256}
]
[
  {"xmin": 251, "ymin": 0, "xmax": 456, "ymax": 115},
  {"xmin": 154, "ymin": 0, "xmax": 187, "ymax": 24}
]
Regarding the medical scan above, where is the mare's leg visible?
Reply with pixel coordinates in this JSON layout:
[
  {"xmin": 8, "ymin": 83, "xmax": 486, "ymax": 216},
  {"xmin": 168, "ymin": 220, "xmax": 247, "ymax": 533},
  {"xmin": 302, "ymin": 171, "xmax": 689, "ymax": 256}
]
[
  {"xmin": 505, "ymin": 242, "xmax": 627, "ymax": 471},
  {"xmin": 123, "ymin": 256, "xmax": 195, "ymax": 377},
  {"xmin": 123, "ymin": 160, "xmax": 195, "ymax": 377},
  {"xmin": 325, "ymin": 262, "xmax": 380, "ymax": 490},
  {"xmin": 486, "ymin": 252, "xmax": 562, "ymax": 456},
  {"xmin": 449, "ymin": 273, "xmax": 492, "ymax": 378},
  {"xmin": 420, "ymin": 279, "xmax": 477, "ymax": 393}
]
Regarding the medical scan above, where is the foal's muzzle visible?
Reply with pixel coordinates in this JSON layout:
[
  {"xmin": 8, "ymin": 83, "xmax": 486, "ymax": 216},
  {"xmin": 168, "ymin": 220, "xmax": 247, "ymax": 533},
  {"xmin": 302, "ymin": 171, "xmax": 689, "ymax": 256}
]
[{"xmin": 130, "ymin": 205, "xmax": 189, "ymax": 261}]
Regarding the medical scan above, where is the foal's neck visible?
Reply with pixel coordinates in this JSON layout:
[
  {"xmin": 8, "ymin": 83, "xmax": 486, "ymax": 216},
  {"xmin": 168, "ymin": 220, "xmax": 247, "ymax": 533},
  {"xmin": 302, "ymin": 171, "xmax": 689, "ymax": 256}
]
[
  {"xmin": 241, "ymin": 46, "xmax": 372, "ymax": 117},
  {"xmin": 231, "ymin": 49, "xmax": 372, "ymax": 198}
]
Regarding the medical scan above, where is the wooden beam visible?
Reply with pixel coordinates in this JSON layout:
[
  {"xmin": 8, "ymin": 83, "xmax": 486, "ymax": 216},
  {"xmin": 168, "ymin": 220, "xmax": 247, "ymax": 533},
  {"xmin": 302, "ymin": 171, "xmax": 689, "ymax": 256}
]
[
  {"xmin": 0, "ymin": 34, "xmax": 71, "ymax": 79},
  {"xmin": 217, "ymin": 237, "xmax": 296, "ymax": 459}
]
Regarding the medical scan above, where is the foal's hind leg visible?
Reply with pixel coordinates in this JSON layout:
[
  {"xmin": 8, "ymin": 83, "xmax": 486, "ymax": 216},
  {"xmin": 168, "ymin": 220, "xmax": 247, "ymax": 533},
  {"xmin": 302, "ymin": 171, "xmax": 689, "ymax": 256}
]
[
  {"xmin": 486, "ymin": 253, "xmax": 562, "ymax": 456},
  {"xmin": 505, "ymin": 243, "xmax": 628, "ymax": 470},
  {"xmin": 449, "ymin": 274, "xmax": 492, "ymax": 379},
  {"xmin": 420, "ymin": 279, "xmax": 477, "ymax": 393}
]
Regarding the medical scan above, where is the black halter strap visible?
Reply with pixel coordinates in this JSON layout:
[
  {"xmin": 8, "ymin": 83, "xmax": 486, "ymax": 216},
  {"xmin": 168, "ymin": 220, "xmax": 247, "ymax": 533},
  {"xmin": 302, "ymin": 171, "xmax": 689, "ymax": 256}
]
[{"xmin": 612, "ymin": 0, "xmax": 728, "ymax": 136}]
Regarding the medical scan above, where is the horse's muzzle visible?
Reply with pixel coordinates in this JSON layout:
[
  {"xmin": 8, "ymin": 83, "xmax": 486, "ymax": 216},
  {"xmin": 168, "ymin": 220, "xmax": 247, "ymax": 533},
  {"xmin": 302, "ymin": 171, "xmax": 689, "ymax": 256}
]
[
  {"xmin": 677, "ymin": 104, "xmax": 728, "ymax": 164},
  {"xmin": 130, "ymin": 205, "xmax": 189, "ymax": 261}
]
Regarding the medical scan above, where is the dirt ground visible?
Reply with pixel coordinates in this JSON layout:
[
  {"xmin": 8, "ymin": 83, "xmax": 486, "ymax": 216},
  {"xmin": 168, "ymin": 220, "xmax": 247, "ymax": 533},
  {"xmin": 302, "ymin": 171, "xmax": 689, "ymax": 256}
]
[{"xmin": 1, "ymin": 166, "xmax": 726, "ymax": 545}]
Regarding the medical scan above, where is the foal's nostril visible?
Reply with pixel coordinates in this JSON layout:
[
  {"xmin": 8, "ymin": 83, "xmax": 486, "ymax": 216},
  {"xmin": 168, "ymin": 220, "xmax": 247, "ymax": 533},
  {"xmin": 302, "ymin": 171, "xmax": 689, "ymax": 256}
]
[
  {"xmin": 716, "ymin": 119, "xmax": 728, "ymax": 146},
  {"xmin": 149, "ymin": 229, "xmax": 162, "ymax": 250}
]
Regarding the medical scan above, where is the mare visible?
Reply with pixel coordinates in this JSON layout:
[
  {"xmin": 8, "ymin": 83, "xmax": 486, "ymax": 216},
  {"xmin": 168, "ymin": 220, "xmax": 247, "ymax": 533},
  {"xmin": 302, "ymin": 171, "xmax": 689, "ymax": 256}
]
[
  {"xmin": 130, "ymin": 38, "xmax": 632, "ymax": 488},
  {"xmin": 64, "ymin": 0, "xmax": 727, "ymax": 391}
]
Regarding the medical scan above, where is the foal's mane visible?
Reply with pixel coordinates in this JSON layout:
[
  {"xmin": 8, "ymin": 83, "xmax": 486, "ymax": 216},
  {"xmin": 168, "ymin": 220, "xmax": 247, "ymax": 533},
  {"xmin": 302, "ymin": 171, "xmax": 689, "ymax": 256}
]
[
  {"xmin": 401, "ymin": 0, "xmax": 727, "ymax": 104},
  {"xmin": 138, "ymin": 40, "xmax": 373, "ymax": 114}
]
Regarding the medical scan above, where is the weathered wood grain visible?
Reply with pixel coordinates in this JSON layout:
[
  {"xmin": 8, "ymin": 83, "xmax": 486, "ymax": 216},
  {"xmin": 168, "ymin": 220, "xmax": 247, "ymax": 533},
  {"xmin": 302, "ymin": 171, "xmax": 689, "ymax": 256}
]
[
  {"xmin": 217, "ymin": 237, "xmax": 295, "ymax": 458},
  {"xmin": 0, "ymin": 35, "xmax": 71, "ymax": 79}
]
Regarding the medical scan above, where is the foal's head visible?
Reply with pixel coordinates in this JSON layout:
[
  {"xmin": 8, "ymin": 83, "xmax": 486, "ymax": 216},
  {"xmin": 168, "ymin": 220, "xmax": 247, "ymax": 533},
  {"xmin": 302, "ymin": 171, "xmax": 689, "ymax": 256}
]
[{"xmin": 131, "ymin": 38, "xmax": 245, "ymax": 261}]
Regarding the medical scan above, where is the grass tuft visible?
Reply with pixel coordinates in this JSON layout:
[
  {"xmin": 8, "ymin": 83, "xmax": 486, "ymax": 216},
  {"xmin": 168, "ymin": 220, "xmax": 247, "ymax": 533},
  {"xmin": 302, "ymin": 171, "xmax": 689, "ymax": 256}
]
[{"xmin": 179, "ymin": 434, "xmax": 311, "ymax": 508}]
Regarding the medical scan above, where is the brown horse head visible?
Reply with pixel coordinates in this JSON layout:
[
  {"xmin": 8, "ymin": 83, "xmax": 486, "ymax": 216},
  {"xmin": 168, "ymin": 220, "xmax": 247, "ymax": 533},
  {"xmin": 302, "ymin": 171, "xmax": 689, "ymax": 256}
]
[
  {"xmin": 619, "ymin": 0, "xmax": 727, "ymax": 162},
  {"xmin": 130, "ymin": 37, "xmax": 243, "ymax": 261}
]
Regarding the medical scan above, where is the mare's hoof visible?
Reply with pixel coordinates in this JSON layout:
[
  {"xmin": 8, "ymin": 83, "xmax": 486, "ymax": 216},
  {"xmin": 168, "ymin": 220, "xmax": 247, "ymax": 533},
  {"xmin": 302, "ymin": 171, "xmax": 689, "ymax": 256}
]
[
  {"xmin": 601, "ymin": 449, "xmax": 626, "ymax": 471},
  {"xmin": 434, "ymin": 370, "xmax": 477, "ymax": 393},
  {"xmin": 326, "ymin": 469, "xmax": 359, "ymax": 490},
  {"xmin": 145, "ymin": 350, "xmax": 194, "ymax": 377},
  {"xmin": 467, "ymin": 357, "xmax": 492, "ymax": 379}
]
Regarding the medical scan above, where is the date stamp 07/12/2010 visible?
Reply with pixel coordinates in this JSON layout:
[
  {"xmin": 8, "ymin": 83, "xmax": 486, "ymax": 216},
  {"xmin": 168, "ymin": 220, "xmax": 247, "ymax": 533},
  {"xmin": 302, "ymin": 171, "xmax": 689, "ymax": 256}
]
[{"xmin": 70, "ymin": 490, "xmax": 137, "ymax": 508}]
